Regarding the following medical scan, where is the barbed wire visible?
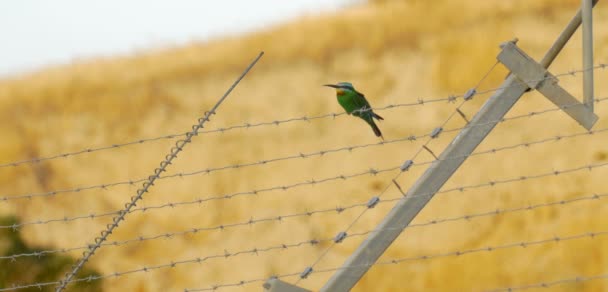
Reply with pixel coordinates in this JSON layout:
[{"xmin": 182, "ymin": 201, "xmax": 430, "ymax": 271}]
[
  {"xmin": 1, "ymin": 234, "xmax": 333, "ymax": 291},
  {"xmin": 0, "ymin": 61, "xmax": 604, "ymax": 291},
  {"xmin": 487, "ymin": 273, "xmax": 608, "ymax": 291},
  {"xmin": 0, "ymin": 165, "xmax": 405, "ymax": 260},
  {"xmin": 4, "ymin": 163, "xmax": 607, "ymax": 289},
  {"xmin": 295, "ymin": 59, "xmax": 503, "ymax": 284},
  {"xmin": 5, "ymin": 219, "xmax": 606, "ymax": 291},
  {"xmin": 5, "ymin": 160, "xmax": 606, "ymax": 263},
  {"xmin": 0, "ymin": 133, "xmax": 421, "ymax": 202},
  {"xmin": 4, "ymin": 123, "xmax": 605, "ymax": 232},
  {"xmin": 314, "ymin": 230, "xmax": 608, "ymax": 280},
  {"xmin": 0, "ymin": 104, "xmax": 603, "ymax": 259},
  {"xmin": 0, "ymin": 99, "xmax": 451, "ymax": 170},
  {"xmin": 0, "ymin": 63, "xmax": 604, "ymax": 170},
  {"xmin": 2, "ymin": 90, "xmax": 605, "ymax": 204},
  {"xmin": 182, "ymin": 229, "xmax": 608, "ymax": 291}
]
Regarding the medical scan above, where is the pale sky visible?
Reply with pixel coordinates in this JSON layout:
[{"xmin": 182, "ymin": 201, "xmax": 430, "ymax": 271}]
[{"xmin": 0, "ymin": 0, "xmax": 356, "ymax": 77}]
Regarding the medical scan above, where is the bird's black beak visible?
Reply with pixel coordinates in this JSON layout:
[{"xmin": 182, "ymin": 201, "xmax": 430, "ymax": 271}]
[{"xmin": 323, "ymin": 84, "xmax": 339, "ymax": 89}]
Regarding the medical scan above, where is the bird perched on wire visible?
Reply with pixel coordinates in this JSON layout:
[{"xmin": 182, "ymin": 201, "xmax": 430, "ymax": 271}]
[{"xmin": 324, "ymin": 82, "xmax": 384, "ymax": 139}]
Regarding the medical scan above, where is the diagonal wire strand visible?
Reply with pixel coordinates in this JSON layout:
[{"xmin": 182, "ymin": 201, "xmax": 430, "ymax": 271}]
[{"xmin": 54, "ymin": 52, "xmax": 265, "ymax": 292}]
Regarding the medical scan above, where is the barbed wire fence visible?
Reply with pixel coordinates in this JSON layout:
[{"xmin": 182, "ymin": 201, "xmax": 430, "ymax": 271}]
[
  {"xmin": 1, "ymin": 62, "xmax": 605, "ymax": 290},
  {"xmin": 1, "ymin": 5, "xmax": 607, "ymax": 291}
]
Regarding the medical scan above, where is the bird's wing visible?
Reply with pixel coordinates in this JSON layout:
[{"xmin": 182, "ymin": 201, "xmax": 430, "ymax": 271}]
[{"xmin": 353, "ymin": 90, "xmax": 372, "ymax": 113}]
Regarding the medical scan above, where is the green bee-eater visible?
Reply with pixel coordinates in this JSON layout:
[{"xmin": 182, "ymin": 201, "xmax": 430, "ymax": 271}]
[{"xmin": 324, "ymin": 82, "xmax": 384, "ymax": 139}]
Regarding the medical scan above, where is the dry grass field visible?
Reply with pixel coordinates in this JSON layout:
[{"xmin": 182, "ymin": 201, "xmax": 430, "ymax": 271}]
[{"xmin": 1, "ymin": 0, "xmax": 607, "ymax": 291}]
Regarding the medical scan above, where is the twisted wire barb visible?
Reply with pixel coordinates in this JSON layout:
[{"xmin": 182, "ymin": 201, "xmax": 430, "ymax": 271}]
[
  {"xmin": 182, "ymin": 229, "xmax": 608, "ymax": 291},
  {"xmin": 54, "ymin": 52, "xmax": 265, "ymax": 292},
  {"xmin": 5, "ymin": 124, "xmax": 606, "ymax": 232},
  {"xmin": 1, "ymin": 63, "xmax": 604, "ymax": 169}
]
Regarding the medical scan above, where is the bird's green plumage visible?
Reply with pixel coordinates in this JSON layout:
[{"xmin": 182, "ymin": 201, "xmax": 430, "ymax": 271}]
[{"xmin": 327, "ymin": 82, "xmax": 384, "ymax": 139}]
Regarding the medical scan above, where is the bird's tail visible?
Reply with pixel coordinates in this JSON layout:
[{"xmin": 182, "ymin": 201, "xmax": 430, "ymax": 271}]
[
  {"xmin": 368, "ymin": 120, "xmax": 383, "ymax": 140},
  {"xmin": 373, "ymin": 112, "xmax": 384, "ymax": 121}
]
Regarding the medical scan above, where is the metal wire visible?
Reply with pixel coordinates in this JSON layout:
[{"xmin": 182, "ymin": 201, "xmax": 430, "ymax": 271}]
[
  {"xmin": 5, "ymin": 124, "xmax": 605, "ymax": 232},
  {"xmin": 0, "ymin": 98, "xmax": 460, "ymax": 170},
  {"xmin": 314, "ymin": 230, "xmax": 608, "ymax": 276},
  {"xmin": 182, "ymin": 230, "xmax": 608, "ymax": 291},
  {"xmin": 2, "ymin": 90, "xmax": 605, "ymax": 204},
  {"xmin": 54, "ymin": 52, "xmax": 265, "ymax": 292},
  {"xmin": 1, "ymin": 235, "xmax": 332, "ymax": 291},
  {"xmin": 6, "ymin": 226, "xmax": 606, "ymax": 291},
  {"xmin": 0, "ymin": 63, "xmax": 604, "ymax": 170},
  {"xmin": 0, "ymin": 133, "xmax": 421, "ymax": 202},
  {"xmin": 0, "ymin": 61, "xmax": 605, "ymax": 291},
  {"xmin": 487, "ymin": 272, "xmax": 608, "ymax": 291},
  {"xmin": 4, "ymin": 171, "xmax": 607, "ymax": 289},
  {"xmin": 5, "ymin": 166, "xmax": 606, "ymax": 262}
]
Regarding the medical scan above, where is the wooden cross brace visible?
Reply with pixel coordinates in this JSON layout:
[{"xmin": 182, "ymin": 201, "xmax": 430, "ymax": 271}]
[{"xmin": 498, "ymin": 41, "xmax": 598, "ymax": 130}]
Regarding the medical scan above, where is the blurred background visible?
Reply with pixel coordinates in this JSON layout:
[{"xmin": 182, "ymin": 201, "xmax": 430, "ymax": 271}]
[{"xmin": 0, "ymin": 0, "xmax": 607, "ymax": 291}]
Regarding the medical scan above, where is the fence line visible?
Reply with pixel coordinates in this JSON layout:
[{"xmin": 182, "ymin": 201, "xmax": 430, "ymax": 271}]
[
  {"xmin": 1, "ymin": 235, "xmax": 329, "ymax": 291},
  {"xmin": 3, "ymin": 135, "xmax": 608, "ymax": 262},
  {"xmin": 3, "ymin": 138, "xmax": 606, "ymax": 288},
  {"xmin": 3, "ymin": 124, "xmax": 605, "ymax": 232},
  {"xmin": 5, "ymin": 224, "xmax": 606, "ymax": 291},
  {"xmin": 2, "ymin": 94, "xmax": 606, "ymax": 204},
  {"xmin": 4, "ymin": 170, "xmax": 606, "ymax": 263},
  {"xmin": 0, "ymin": 63, "xmax": 604, "ymax": 170},
  {"xmin": 0, "ymin": 99, "xmax": 457, "ymax": 170},
  {"xmin": 182, "ymin": 230, "xmax": 608, "ymax": 291},
  {"xmin": 1, "ymin": 55, "xmax": 605, "ymax": 292}
]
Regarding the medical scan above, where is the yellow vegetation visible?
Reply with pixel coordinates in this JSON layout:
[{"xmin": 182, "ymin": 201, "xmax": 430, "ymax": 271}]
[{"xmin": 1, "ymin": 0, "xmax": 608, "ymax": 291}]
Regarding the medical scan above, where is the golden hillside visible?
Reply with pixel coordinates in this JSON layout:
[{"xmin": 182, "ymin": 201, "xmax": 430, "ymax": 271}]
[{"xmin": 1, "ymin": 0, "xmax": 607, "ymax": 291}]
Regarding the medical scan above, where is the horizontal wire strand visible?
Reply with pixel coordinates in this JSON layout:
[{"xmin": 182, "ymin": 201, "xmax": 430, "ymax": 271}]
[
  {"xmin": 5, "ymin": 156, "xmax": 608, "ymax": 261},
  {"xmin": 4, "ymin": 124, "xmax": 605, "ymax": 231},
  {"xmin": 2, "ymin": 91, "xmax": 605, "ymax": 203},
  {"xmin": 182, "ymin": 229, "xmax": 608, "ymax": 291},
  {"xmin": 0, "ymin": 63, "xmax": 604, "ymax": 170},
  {"xmin": 0, "ymin": 104, "xmax": 608, "ymax": 259},
  {"xmin": 3, "ymin": 159, "xmax": 608, "ymax": 288}
]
